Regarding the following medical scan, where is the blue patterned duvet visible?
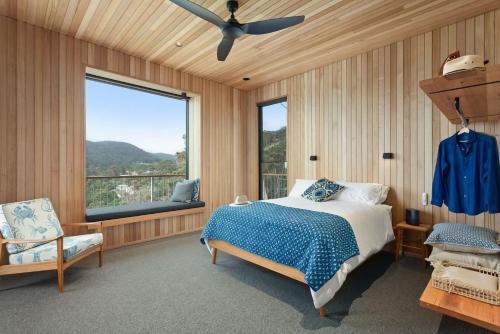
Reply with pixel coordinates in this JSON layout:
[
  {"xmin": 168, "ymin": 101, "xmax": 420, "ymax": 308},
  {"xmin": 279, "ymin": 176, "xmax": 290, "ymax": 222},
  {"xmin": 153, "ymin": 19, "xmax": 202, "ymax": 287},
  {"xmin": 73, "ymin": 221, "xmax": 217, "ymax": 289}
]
[{"xmin": 201, "ymin": 202, "xmax": 359, "ymax": 291}]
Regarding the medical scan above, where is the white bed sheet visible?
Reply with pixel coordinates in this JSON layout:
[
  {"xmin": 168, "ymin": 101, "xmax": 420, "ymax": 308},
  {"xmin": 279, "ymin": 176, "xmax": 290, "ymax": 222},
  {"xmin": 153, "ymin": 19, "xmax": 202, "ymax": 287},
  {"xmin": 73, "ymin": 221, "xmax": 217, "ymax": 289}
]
[{"xmin": 263, "ymin": 197, "xmax": 394, "ymax": 308}]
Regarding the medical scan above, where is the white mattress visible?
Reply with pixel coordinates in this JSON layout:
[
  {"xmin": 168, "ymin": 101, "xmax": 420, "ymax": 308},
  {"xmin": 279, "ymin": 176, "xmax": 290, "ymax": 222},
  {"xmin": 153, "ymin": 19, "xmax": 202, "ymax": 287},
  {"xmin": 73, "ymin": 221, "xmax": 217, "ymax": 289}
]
[{"xmin": 264, "ymin": 197, "xmax": 395, "ymax": 308}]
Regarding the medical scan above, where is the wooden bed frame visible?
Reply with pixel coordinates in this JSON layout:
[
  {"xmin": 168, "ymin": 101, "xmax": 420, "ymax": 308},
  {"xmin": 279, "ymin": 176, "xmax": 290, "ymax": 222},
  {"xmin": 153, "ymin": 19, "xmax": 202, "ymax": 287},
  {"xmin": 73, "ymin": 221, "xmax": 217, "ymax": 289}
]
[{"xmin": 208, "ymin": 239, "xmax": 327, "ymax": 317}]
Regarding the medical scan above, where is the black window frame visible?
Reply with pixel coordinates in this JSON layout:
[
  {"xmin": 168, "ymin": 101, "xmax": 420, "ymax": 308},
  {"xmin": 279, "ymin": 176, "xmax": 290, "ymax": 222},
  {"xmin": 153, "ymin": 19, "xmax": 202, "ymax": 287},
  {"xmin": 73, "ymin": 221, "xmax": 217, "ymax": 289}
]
[
  {"xmin": 85, "ymin": 74, "xmax": 190, "ymax": 179},
  {"xmin": 84, "ymin": 74, "xmax": 191, "ymax": 211},
  {"xmin": 257, "ymin": 96, "xmax": 288, "ymax": 200}
]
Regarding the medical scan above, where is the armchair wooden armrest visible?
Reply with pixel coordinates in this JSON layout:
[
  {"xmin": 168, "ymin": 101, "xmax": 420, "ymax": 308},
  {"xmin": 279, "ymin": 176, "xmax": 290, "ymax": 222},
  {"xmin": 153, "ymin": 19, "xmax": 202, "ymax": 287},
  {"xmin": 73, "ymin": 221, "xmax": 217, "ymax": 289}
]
[
  {"xmin": 60, "ymin": 221, "xmax": 102, "ymax": 232},
  {"xmin": 0, "ymin": 235, "xmax": 62, "ymax": 244}
]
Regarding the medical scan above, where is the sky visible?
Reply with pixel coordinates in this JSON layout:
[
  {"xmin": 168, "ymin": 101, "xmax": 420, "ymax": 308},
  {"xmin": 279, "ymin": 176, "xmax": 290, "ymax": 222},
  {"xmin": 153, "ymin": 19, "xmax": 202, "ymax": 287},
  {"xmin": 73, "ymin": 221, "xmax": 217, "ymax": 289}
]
[
  {"xmin": 85, "ymin": 79, "xmax": 187, "ymax": 154},
  {"xmin": 86, "ymin": 79, "xmax": 287, "ymax": 154},
  {"xmin": 262, "ymin": 101, "xmax": 287, "ymax": 131}
]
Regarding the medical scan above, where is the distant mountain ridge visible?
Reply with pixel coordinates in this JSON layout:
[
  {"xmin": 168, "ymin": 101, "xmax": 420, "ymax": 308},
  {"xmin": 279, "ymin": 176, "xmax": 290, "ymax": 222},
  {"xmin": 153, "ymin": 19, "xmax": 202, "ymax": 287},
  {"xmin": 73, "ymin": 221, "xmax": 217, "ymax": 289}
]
[
  {"xmin": 86, "ymin": 141, "xmax": 176, "ymax": 171},
  {"xmin": 152, "ymin": 152, "xmax": 177, "ymax": 161}
]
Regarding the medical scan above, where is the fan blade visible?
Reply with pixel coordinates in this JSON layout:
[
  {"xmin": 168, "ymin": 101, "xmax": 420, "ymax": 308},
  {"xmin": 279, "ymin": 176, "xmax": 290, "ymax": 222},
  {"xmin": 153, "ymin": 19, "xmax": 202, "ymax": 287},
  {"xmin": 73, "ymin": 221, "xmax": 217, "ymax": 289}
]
[
  {"xmin": 217, "ymin": 36, "xmax": 234, "ymax": 61},
  {"xmin": 243, "ymin": 16, "xmax": 305, "ymax": 35},
  {"xmin": 170, "ymin": 0, "xmax": 225, "ymax": 27}
]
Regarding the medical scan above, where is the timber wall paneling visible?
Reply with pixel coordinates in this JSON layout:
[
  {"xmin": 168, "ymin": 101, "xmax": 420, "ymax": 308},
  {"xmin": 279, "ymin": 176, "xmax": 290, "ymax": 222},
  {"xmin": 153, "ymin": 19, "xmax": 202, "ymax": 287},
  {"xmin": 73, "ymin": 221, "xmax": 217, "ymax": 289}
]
[
  {"xmin": 247, "ymin": 10, "xmax": 500, "ymax": 232},
  {"xmin": 0, "ymin": 16, "xmax": 247, "ymax": 249}
]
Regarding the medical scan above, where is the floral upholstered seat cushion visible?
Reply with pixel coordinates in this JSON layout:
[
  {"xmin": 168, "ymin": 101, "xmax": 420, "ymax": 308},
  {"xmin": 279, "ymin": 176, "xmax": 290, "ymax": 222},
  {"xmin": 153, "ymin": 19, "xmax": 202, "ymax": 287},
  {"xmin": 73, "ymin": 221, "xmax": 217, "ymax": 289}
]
[
  {"xmin": 0, "ymin": 198, "xmax": 64, "ymax": 254},
  {"xmin": 9, "ymin": 233, "xmax": 103, "ymax": 265}
]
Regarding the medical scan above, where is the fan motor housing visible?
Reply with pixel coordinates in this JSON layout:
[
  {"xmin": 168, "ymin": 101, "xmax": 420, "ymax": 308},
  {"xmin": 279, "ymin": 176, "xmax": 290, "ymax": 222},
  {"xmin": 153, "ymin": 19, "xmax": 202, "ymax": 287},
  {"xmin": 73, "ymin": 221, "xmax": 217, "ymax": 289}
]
[
  {"xmin": 227, "ymin": 1, "xmax": 239, "ymax": 14},
  {"xmin": 222, "ymin": 24, "xmax": 244, "ymax": 39}
]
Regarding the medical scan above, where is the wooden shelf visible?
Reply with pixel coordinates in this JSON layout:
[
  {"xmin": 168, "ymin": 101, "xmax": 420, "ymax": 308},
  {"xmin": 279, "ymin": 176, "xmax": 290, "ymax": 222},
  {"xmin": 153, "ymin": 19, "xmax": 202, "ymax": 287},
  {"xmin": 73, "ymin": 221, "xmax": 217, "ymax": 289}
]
[
  {"xmin": 419, "ymin": 65, "xmax": 500, "ymax": 124},
  {"xmin": 420, "ymin": 281, "xmax": 500, "ymax": 332}
]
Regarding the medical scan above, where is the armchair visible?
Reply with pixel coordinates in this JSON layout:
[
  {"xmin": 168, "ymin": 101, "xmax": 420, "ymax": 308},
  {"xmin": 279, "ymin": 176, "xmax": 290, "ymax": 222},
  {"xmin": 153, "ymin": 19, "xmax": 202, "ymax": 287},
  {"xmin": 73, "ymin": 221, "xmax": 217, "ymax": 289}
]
[{"xmin": 0, "ymin": 198, "xmax": 104, "ymax": 292}]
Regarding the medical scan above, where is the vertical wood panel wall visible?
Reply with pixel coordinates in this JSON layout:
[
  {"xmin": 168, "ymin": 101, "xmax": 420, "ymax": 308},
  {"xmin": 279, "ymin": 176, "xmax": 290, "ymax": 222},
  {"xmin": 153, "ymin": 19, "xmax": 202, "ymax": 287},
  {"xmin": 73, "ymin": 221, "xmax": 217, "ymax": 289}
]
[
  {"xmin": 0, "ymin": 16, "xmax": 247, "ymax": 248},
  {"xmin": 247, "ymin": 10, "xmax": 500, "ymax": 232}
]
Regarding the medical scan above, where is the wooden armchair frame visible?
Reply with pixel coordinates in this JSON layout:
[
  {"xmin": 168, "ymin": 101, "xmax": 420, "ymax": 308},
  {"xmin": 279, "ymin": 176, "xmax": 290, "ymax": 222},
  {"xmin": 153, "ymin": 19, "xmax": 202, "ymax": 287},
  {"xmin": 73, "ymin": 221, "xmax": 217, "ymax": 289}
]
[{"xmin": 0, "ymin": 222, "xmax": 103, "ymax": 292}]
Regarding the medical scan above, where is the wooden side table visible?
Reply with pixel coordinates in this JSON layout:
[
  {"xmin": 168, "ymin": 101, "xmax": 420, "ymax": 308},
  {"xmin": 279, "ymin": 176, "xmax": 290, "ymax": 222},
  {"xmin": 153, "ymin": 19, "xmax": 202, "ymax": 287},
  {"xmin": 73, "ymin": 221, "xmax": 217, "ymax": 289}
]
[{"xmin": 395, "ymin": 222, "xmax": 432, "ymax": 264}]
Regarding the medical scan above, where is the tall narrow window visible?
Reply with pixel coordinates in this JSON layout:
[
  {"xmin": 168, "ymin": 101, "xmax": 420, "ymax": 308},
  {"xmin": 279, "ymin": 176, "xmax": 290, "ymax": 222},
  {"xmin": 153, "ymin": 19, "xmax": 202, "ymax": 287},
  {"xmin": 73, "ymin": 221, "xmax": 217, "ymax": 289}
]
[
  {"xmin": 85, "ymin": 74, "xmax": 189, "ymax": 209},
  {"xmin": 258, "ymin": 98, "xmax": 288, "ymax": 200}
]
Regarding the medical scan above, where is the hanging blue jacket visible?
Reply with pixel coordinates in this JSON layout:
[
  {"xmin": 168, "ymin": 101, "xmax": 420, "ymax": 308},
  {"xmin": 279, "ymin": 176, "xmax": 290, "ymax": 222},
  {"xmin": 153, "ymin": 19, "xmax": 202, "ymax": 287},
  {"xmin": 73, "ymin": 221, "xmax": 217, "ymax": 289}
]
[{"xmin": 431, "ymin": 130, "xmax": 500, "ymax": 215}]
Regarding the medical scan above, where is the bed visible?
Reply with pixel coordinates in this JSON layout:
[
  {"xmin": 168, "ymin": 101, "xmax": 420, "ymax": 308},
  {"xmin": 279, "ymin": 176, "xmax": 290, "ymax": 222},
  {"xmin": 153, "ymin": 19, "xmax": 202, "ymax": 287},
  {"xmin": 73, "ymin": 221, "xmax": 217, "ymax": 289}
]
[{"xmin": 201, "ymin": 183, "xmax": 394, "ymax": 316}]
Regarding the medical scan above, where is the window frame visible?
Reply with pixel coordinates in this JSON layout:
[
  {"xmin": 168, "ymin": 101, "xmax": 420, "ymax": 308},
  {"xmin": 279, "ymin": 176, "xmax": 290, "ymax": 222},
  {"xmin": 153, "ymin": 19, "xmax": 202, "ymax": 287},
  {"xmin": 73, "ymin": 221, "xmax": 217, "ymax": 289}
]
[
  {"xmin": 84, "ymin": 73, "xmax": 190, "ymax": 209},
  {"xmin": 257, "ymin": 96, "xmax": 288, "ymax": 200}
]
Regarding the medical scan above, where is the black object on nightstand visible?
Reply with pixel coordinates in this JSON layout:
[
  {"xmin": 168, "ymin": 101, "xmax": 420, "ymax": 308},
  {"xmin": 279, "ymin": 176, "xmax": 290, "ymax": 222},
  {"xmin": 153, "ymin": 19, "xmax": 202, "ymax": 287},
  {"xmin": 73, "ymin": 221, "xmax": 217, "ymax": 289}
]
[{"xmin": 406, "ymin": 208, "xmax": 420, "ymax": 226}]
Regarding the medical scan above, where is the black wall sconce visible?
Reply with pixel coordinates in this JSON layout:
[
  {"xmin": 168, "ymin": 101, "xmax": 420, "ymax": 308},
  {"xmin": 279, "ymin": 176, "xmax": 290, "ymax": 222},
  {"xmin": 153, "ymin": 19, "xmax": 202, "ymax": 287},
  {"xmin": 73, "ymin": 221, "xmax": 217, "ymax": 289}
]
[
  {"xmin": 383, "ymin": 153, "xmax": 394, "ymax": 159},
  {"xmin": 310, "ymin": 155, "xmax": 318, "ymax": 161}
]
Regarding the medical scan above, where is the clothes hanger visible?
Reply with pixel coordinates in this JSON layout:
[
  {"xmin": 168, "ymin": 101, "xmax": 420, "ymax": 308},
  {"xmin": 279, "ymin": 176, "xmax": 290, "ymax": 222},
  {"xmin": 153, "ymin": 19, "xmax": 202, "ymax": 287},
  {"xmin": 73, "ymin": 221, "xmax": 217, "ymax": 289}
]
[
  {"xmin": 458, "ymin": 125, "xmax": 470, "ymax": 135},
  {"xmin": 454, "ymin": 97, "xmax": 471, "ymax": 142}
]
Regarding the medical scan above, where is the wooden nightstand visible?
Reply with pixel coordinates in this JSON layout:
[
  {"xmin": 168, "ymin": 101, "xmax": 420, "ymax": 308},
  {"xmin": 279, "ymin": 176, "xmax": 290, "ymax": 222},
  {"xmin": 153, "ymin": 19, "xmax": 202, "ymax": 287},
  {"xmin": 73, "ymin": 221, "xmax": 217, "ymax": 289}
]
[{"xmin": 395, "ymin": 222, "xmax": 432, "ymax": 264}]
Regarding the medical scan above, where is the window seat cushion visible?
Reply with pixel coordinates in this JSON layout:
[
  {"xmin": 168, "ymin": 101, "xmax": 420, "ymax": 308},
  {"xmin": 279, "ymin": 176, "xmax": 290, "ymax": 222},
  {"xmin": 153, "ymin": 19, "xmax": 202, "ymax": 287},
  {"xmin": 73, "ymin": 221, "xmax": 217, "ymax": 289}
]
[{"xmin": 85, "ymin": 201, "xmax": 205, "ymax": 222}]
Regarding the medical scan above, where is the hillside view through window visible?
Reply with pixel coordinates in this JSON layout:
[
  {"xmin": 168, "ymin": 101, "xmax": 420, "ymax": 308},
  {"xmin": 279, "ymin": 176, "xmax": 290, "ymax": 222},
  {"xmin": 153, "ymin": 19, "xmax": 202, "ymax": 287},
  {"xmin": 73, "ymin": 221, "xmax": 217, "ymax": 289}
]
[
  {"xmin": 259, "ymin": 99, "xmax": 287, "ymax": 199},
  {"xmin": 85, "ymin": 75, "xmax": 188, "ymax": 209}
]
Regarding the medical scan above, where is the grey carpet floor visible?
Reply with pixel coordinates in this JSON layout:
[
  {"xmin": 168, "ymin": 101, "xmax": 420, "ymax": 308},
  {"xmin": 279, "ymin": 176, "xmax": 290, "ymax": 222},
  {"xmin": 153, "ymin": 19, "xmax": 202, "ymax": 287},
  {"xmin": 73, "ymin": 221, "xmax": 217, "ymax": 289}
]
[{"xmin": 0, "ymin": 232, "xmax": 494, "ymax": 334}]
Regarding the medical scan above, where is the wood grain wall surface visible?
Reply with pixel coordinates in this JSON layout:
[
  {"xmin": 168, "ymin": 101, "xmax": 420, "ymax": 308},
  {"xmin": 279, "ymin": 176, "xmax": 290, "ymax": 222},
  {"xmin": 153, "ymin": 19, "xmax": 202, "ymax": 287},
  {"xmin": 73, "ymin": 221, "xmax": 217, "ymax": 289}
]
[
  {"xmin": 0, "ymin": 15, "xmax": 247, "ymax": 249},
  {"xmin": 247, "ymin": 10, "xmax": 500, "ymax": 232}
]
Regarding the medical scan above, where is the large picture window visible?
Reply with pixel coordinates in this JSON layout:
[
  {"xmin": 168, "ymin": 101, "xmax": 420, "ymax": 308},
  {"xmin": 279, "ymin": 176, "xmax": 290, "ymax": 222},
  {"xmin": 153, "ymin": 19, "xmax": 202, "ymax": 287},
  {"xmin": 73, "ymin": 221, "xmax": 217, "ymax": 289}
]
[
  {"xmin": 258, "ymin": 97, "xmax": 288, "ymax": 200},
  {"xmin": 85, "ymin": 74, "xmax": 188, "ymax": 209}
]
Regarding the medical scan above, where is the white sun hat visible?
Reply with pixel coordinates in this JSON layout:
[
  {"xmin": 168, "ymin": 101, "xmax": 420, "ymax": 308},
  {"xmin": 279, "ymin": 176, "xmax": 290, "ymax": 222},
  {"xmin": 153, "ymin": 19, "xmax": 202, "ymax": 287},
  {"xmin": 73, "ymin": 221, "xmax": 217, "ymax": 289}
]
[
  {"xmin": 229, "ymin": 195, "xmax": 252, "ymax": 207},
  {"xmin": 443, "ymin": 55, "xmax": 486, "ymax": 76}
]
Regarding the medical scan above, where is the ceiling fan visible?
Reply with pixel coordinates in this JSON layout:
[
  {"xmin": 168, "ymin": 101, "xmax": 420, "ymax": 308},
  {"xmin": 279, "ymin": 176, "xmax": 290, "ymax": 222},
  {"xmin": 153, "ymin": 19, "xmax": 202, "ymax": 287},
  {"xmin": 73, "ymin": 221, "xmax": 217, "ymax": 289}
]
[{"xmin": 170, "ymin": 0, "xmax": 305, "ymax": 61}]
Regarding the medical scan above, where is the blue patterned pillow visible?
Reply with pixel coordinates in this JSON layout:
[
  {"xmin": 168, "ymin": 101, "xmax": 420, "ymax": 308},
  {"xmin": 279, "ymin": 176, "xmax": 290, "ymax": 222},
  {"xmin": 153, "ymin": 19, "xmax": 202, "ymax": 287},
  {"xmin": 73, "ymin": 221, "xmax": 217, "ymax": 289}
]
[
  {"xmin": 302, "ymin": 178, "xmax": 345, "ymax": 202},
  {"xmin": 180, "ymin": 179, "xmax": 200, "ymax": 201},
  {"xmin": 425, "ymin": 223, "xmax": 500, "ymax": 254},
  {"xmin": 192, "ymin": 178, "xmax": 200, "ymax": 201}
]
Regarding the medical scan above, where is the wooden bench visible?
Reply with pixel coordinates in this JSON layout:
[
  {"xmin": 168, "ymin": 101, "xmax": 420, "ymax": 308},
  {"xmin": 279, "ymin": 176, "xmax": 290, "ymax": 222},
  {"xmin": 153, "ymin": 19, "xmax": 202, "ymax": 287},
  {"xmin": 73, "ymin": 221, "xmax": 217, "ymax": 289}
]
[
  {"xmin": 86, "ymin": 201, "xmax": 206, "ymax": 223},
  {"xmin": 420, "ymin": 281, "xmax": 500, "ymax": 332},
  {"xmin": 92, "ymin": 206, "xmax": 206, "ymax": 250},
  {"xmin": 100, "ymin": 207, "xmax": 206, "ymax": 228}
]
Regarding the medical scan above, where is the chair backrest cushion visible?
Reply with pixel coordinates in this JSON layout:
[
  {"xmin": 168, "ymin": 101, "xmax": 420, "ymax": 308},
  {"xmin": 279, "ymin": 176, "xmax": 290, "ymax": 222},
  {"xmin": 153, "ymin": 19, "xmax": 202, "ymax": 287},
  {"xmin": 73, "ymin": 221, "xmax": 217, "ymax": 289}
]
[{"xmin": 0, "ymin": 198, "xmax": 63, "ymax": 254}]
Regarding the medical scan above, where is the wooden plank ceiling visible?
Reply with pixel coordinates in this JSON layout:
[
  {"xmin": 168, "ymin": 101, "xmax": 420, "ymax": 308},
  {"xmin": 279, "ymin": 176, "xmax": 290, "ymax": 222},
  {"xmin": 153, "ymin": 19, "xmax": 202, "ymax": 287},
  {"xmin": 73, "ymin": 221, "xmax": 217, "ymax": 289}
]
[{"xmin": 1, "ymin": 0, "xmax": 500, "ymax": 90}]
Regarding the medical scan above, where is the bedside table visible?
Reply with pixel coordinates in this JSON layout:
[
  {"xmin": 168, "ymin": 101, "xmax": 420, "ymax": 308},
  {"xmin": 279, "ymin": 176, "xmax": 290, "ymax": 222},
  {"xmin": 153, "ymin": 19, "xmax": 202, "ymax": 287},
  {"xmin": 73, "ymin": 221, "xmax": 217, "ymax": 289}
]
[{"xmin": 395, "ymin": 222, "xmax": 432, "ymax": 264}]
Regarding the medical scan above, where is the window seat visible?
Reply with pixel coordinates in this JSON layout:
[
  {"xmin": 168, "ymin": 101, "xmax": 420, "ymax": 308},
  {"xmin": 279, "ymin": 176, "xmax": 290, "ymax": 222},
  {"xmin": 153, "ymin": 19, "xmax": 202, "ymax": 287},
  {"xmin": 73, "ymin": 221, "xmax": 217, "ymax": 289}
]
[{"xmin": 86, "ymin": 201, "xmax": 206, "ymax": 224}]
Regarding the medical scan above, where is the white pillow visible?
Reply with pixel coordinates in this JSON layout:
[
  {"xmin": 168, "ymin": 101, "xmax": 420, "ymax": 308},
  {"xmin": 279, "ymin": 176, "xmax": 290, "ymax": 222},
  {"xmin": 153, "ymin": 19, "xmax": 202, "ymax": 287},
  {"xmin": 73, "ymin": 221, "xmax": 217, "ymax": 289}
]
[
  {"xmin": 289, "ymin": 179, "xmax": 316, "ymax": 197},
  {"xmin": 333, "ymin": 181, "xmax": 389, "ymax": 205},
  {"xmin": 428, "ymin": 247, "xmax": 500, "ymax": 271}
]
